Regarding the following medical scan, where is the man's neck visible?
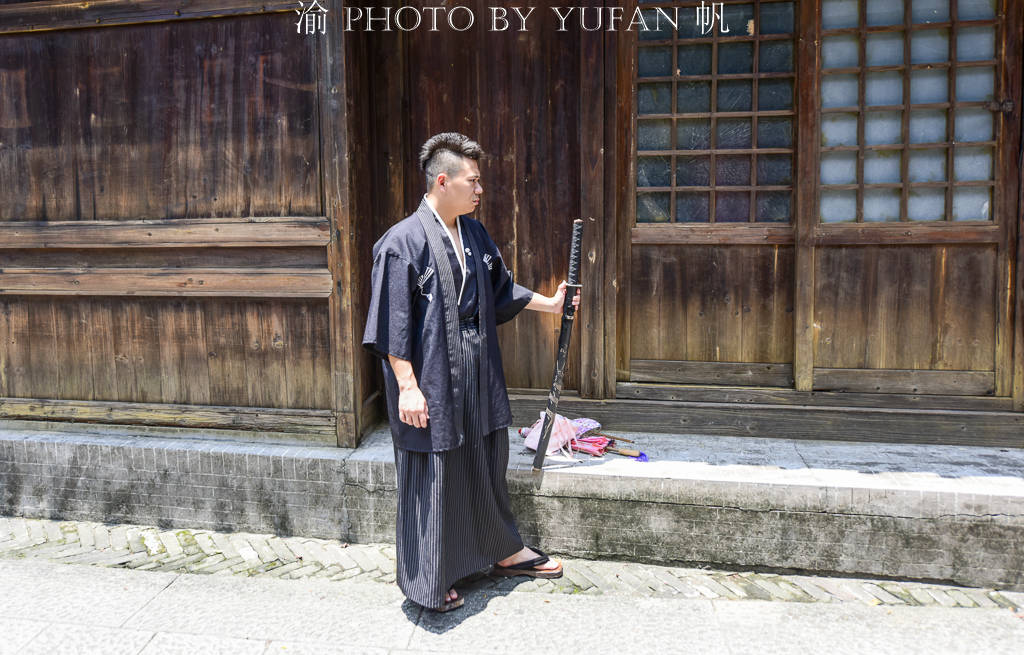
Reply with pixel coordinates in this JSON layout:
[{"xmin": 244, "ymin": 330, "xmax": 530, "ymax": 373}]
[{"xmin": 424, "ymin": 193, "xmax": 458, "ymax": 230}]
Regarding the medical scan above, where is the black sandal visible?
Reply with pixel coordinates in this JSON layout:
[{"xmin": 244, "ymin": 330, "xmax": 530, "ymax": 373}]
[{"xmin": 491, "ymin": 546, "xmax": 564, "ymax": 579}]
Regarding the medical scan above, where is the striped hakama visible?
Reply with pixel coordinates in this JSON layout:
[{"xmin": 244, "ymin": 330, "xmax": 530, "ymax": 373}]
[{"xmin": 391, "ymin": 315, "xmax": 525, "ymax": 609}]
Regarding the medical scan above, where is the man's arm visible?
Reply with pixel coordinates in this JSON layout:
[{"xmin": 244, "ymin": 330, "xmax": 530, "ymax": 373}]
[
  {"xmin": 388, "ymin": 355, "xmax": 429, "ymax": 428},
  {"xmin": 524, "ymin": 281, "xmax": 581, "ymax": 314}
]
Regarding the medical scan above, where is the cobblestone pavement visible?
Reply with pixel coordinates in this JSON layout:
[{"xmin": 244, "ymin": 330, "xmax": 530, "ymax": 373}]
[{"xmin": 2, "ymin": 515, "xmax": 1021, "ymax": 612}]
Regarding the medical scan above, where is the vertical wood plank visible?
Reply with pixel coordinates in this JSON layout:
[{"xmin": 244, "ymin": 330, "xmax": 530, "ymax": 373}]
[
  {"xmin": 603, "ymin": 27, "xmax": 620, "ymax": 398},
  {"xmin": 319, "ymin": 0, "xmax": 360, "ymax": 446},
  {"xmin": 793, "ymin": 0, "xmax": 820, "ymax": 390},
  {"xmin": 580, "ymin": 22, "xmax": 605, "ymax": 399}
]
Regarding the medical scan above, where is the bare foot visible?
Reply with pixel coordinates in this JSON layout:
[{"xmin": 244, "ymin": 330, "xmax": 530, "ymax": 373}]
[
  {"xmin": 496, "ymin": 546, "xmax": 560, "ymax": 570},
  {"xmin": 444, "ymin": 587, "xmax": 458, "ymax": 602}
]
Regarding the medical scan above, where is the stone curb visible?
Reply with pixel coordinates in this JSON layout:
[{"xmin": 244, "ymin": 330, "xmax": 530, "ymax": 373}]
[{"xmin": 2, "ymin": 514, "xmax": 1021, "ymax": 611}]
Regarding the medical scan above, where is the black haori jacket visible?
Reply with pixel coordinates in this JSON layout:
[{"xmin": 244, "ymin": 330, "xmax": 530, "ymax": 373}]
[{"xmin": 362, "ymin": 197, "xmax": 534, "ymax": 452}]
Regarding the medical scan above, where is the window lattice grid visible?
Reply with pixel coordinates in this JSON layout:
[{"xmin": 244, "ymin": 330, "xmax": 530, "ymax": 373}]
[
  {"xmin": 818, "ymin": 0, "xmax": 1000, "ymax": 223},
  {"xmin": 635, "ymin": 0, "xmax": 798, "ymax": 223}
]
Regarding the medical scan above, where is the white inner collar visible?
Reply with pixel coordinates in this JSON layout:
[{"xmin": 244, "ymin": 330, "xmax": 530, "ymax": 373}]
[{"xmin": 424, "ymin": 194, "xmax": 467, "ymax": 305}]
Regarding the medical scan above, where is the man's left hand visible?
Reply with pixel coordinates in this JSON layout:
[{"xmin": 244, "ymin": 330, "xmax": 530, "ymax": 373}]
[{"xmin": 552, "ymin": 280, "xmax": 581, "ymax": 314}]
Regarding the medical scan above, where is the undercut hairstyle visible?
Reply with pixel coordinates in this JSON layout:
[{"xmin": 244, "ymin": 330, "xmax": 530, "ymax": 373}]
[{"xmin": 419, "ymin": 132, "xmax": 483, "ymax": 190}]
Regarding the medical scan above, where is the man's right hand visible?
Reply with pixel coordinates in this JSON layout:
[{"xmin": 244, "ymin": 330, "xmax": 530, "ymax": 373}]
[{"xmin": 398, "ymin": 386, "xmax": 430, "ymax": 428}]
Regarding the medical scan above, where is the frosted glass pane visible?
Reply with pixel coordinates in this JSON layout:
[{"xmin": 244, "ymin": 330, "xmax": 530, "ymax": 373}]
[
  {"xmin": 822, "ymin": 75, "xmax": 858, "ymax": 108},
  {"xmin": 911, "ymin": 29, "xmax": 949, "ymax": 64},
  {"xmin": 759, "ymin": 2, "xmax": 795, "ymax": 34},
  {"xmin": 637, "ymin": 193, "xmax": 671, "ymax": 222},
  {"xmin": 866, "ymin": 32, "xmax": 905, "ymax": 66},
  {"xmin": 912, "ymin": 0, "xmax": 949, "ymax": 23},
  {"xmin": 864, "ymin": 150, "xmax": 902, "ymax": 183},
  {"xmin": 820, "ymin": 151, "xmax": 858, "ymax": 184},
  {"xmin": 952, "ymin": 187, "xmax": 992, "ymax": 221},
  {"xmin": 958, "ymin": 0, "xmax": 997, "ymax": 20},
  {"xmin": 910, "ymin": 70, "xmax": 949, "ymax": 103},
  {"xmin": 821, "ymin": 112, "xmax": 859, "ymax": 146},
  {"xmin": 908, "ymin": 188, "xmax": 945, "ymax": 221},
  {"xmin": 865, "ymin": 111, "xmax": 903, "ymax": 144},
  {"xmin": 758, "ymin": 118, "xmax": 793, "ymax": 147},
  {"xmin": 639, "ymin": 46, "xmax": 672, "ymax": 77},
  {"xmin": 761, "ymin": 40, "xmax": 794, "ymax": 73},
  {"xmin": 957, "ymin": 27, "xmax": 995, "ymax": 62},
  {"xmin": 756, "ymin": 154, "xmax": 793, "ymax": 185},
  {"xmin": 866, "ymin": 72, "xmax": 903, "ymax": 106},
  {"xmin": 908, "ymin": 148, "xmax": 947, "ymax": 182},
  {"xmin": 716, "ymin": 192, "xmax": 751, "ymax": 221},
  {"xmin": 716, "ymin": 155, "xmax": 752, "ymax": 185},
  {"xmin": 639, "ymin": 9, "xmax": 674, "ymax": 40},
  {"xmin": 638, "ymin": 83, "xmax": 672, "ymax": 114},
  {"xmin": 638, "ymin": 120, "xmax": 672, "ymax": 150},
  {"xmin": 677, "ymin": 155, "xmax": 711, "ymax": 186},
  {"xmin": 678, "ymin": 81, "xmax": 712, "ymax": 113},
  {"xmin": 677, "ymin": 119, "xmax": 711, "ymax": 149},
  {"xmin": 718, "ymin": 42, "xmax": 754, "ymax": 74},
  {"xmin": 823, "ymin": 35, "xmax": 859, "ymax": 68},
  {"xmin": 954, "ymin": 146, "xmax": 993, "ymax": 181},
  {"xmin": 678, "ymin": 44, "xmax": 712, "ymax": 75},
  {"xmin": 864, "ymin": 189, "xmax": 902, "ymax": 221},
  {"xmin": 717, "ymin": 80, "xmax": 753, "ymax": 111},
  {"xmin": 822, "ymin": 0, "xmax": 859, "ymax": 29},
  {"xmin": 867, "ymin": 0, "xmax": 904, "ymax": 26},
  {"xmin": 756, "ymin": 191, "xmax": 791, "ymax": 221},
  {"xmin": 716, "ymin": 118, "xmax": 753, "ymax": 148},
  {"xmin": 910, "ymin": 110, "xmax": 947, "ymax": 143},
  {"xmin": 955, "ymin": 108, "xmax": 993, "ymax": 142},
  {"xmin": 638, "ymin": 156, "xmax": 672, "ymax": 187},
  {"xmin": 677, "ymin": 192, "xmax": 710, "ymax": 222},
  {"xmin": 956, "ymin": 66, "xmax": 995, "ymax": 102},
  {"xmin": 758, "ymin": 79, "xmax": 794, "ymax": 110},
  {"xmin": 820, "ymin": 190, "xmax": 858, "ymax": 222},
  {"xmin": 724, "ymin": 4, "xmax": 755, "ymax": 36}
]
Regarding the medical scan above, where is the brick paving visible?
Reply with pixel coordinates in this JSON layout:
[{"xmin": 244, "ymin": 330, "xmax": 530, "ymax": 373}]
[{"xmin": 1, "ymin": 515, "xmax": 1021, "ymax": 611}]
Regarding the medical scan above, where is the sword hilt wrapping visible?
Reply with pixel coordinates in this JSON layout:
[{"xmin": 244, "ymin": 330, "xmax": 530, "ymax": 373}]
[{"xmin": 567, "ymin": 219, "xmax": 584, "ymax": 286}]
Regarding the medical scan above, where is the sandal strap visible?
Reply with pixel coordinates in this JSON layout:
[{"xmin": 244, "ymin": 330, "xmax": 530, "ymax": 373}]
[{"xmin": 499, "ymin": 554, "xmax": 549, "ymax": 570}]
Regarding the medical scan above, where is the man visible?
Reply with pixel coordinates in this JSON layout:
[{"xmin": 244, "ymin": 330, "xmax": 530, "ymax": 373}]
[{"xmin": 362, "ymin": 132, "xmax": 580, "ymax": 612}]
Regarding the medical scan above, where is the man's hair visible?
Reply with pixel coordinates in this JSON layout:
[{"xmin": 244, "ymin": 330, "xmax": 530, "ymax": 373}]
[{"xmin": 419, "ymin": 132, "xmax": 483, "ymax": 190}]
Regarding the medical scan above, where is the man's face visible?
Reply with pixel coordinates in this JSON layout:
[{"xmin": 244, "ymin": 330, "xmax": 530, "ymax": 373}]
[{"xmin": 437, "ymin": 157, "xmax": 482, "ymax": 215}]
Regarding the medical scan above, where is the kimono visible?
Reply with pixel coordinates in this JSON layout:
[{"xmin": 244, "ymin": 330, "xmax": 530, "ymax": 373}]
[{"xmin": 362, "ymin": 196, "xmax": 535, "ymax": 609}]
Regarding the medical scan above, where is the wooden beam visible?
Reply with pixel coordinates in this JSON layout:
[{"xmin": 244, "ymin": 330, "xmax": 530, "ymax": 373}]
[
  {"xmin": 318, "ymin": 1, "xmax": 361, "ymax": 448},
  {"xmin": 0, "ymin": 218, "xmax": 330, "ymax": 249},
  {"xmin": 603, "ymin": 26, "xmax": 621, "ymax": 399},
  {"xmin": 629, "ymin": 360, "xmax": 794, "ymax": 387},
  {"xmin": 0, "ymin": 0, "xmax": 296, "ymax": 34},
  {"xmin": 814, "ymin": 224, "xmax": 1002, "ymax": 245},
  {"xmin": 616, "ymin": 381, "xmax": 1014, "ymax": 411},
  {"xmin": 813, "ymin": 368, "xmax": 995, "ymax": 396},
  {"xmin": 0, "ymin": 268, "xmax": 333, "ymax": 297},
  {"xmin": 1016, "ymin": 0, "xmax": 1024, "ymax": 411},
  {"xmin": 508, "ymin": 393, "xmax": 1024, "ymax": 448},
  {"xmin": 0, "ymin": 396, "xmax": 335, "ymax": 437},
  {"xmin": 793, "ymin": 0, "xmax": 820, "ymax": 393},
  {"xmin": 579, "ymin": 24, "xmax": 605, "ymax": 399},
  {"xmin": 631, "ymin": 224, "xmax": 795, "ymax": 245}
]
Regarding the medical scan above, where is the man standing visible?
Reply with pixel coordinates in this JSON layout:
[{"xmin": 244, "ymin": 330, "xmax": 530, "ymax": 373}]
[{"xmin": 362, "ymin": 132, "xmax": 580, "ymax": 612}]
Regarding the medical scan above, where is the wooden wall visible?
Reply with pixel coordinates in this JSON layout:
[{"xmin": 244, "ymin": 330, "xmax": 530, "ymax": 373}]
[{"xmin": 0, "ymin": 1, "xmax": 374, "ymax": 444}]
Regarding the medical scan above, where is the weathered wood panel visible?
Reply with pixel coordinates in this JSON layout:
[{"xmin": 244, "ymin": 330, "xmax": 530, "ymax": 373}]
[
  {"xmin": 629, "ymin": 245, "xmax": 794, "ymax": 364},
  {"xmin": 0, "ymin": 268, "xmax": 333, "ymax": 297},
  {"xmin": 0, "ymin": 14, "xmax": 319, "ymax": 221},
  {"xmin": 0, "ymin": 296, "xmax": 332, "ymax": 409},
  {"xmin": 0, "ymin": 218, "xmax": 329, "ymax": 248},
  {"xmin": 374, "ymin": 0, "xmax": 582, "ymax": 391},
  {"xmin": 813, "ymin": 245, "xmax": 996, "ymax": 371},
  {"xmin": 813, "ymin": 369, "xmax": 995, "ymax": 396},
  {"xmin": 616, "ymin": 381, "xmax": 1014, "ymax": 411},
  {"xmin": 630, "ymin": 360, "xmax": 794, "ymax": 387}
]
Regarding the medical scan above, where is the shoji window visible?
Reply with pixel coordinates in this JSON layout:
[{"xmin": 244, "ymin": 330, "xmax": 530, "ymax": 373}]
[
  {"xmin": 819, "ymin": 0, "xmax": 1000, "ymax": 222},
  {"xmin": 634, "ymin": 1, "xmax": 798, "ymax": 223}
]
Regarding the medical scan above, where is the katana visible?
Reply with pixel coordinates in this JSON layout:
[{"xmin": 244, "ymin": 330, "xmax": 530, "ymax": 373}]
[{"xmin": 532, "ymin": 219, "xmax": 584, "ymax": 471}]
